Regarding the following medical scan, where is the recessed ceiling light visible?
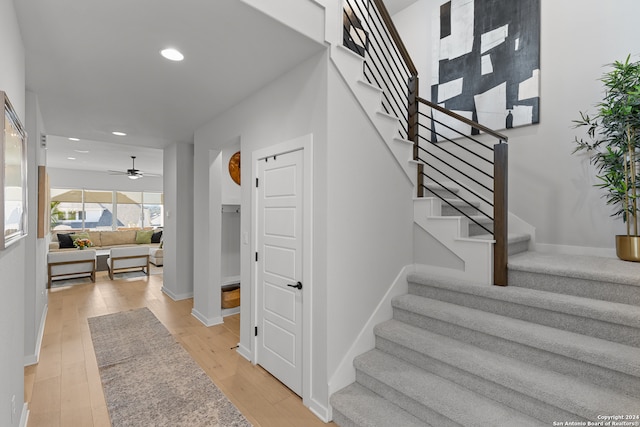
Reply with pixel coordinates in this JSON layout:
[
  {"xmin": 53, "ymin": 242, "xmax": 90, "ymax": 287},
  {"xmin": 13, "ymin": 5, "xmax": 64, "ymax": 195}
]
[
  {"xmin": 112, "ymin": 131, "xmax": 127, "ymax": 136},
  {"xmin": 67, "ymin": 157, "xmax": 76, "ymax": 160},
  {"xmin": 74, "ymin": 150, "xmax": 89, "ymax": 154},
  {"xmin": 160, "ymin": 48, "xmax": 184, "ymax": 62},
  {"xmin": 68, "ymin": 137, "xmax": 80, "ymax": 141}
]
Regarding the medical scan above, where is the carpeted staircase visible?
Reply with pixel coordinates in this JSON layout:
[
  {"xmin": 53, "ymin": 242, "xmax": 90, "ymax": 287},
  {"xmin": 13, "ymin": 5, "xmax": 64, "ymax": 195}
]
[{"xmin": 330, "ymin": 252, "xmax": 640, "ymax": 426}]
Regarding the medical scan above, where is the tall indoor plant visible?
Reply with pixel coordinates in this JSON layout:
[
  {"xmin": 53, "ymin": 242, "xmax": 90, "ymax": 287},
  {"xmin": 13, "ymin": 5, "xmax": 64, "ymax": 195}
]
[{"xmin": 573, "ymin": 55, "xmax": 640, "ymax": 261}]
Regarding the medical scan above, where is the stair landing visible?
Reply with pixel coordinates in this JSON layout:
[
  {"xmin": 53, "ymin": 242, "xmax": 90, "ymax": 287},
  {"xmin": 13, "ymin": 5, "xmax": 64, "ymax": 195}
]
[{"xmin": 509, "ymin": 251, "xmax": 640, "ymax": 305}]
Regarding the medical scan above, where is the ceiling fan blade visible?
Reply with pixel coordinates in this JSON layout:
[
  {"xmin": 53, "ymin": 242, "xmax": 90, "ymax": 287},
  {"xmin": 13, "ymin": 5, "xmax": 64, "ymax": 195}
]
[{"xmin": 108, "ymin": 170, "xmax": 128, "ymax": 175}]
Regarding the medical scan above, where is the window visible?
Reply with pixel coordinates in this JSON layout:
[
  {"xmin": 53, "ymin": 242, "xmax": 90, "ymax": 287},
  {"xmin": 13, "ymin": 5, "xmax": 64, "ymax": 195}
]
[
  {"xmin": 50, "ymin": 188, "xmax": 84, "ymax": 230},
  {"xmin": 49, "ymin": 188, "xmax": 163, "ymax": 231},
  {"xmin": 83, "ymin": 190, "xmax": 114, "ymax": 230},
  {"xmin": 143, "ymin": 192, "xmax": 163, "ymax": 228},
  {"xmin": 116, "ymin": 192, "xmax": 142, "ymax": 229}
]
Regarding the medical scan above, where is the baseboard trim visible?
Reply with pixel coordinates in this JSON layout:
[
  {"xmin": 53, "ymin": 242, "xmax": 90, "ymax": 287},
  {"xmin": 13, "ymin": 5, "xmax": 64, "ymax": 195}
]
[
  {"xmin": 236, "ymin": 344, "xmax": 251, "ymax": 362},
  {"xmin": 190, "ymin": 308, "xmax": 223, "ymax": 327},
  {"xmin": 161, "ymin": 287, "xmax": 193, "ymax": 301},
  {"xmin": 19, "ymin": 403, "xmax": 28, "ymax": 427},
  {"xmin": 308, "ymin": 397, "xmax": 331, "ymax": 423},
  {"xmin": 327, "ymin": 264, "xmax": 412, "ymax": 396},
  {"xmin": 222, "ymin": 306, "xmax": 240, "ymax": 317},
  {"xmin": 24, "ymin": 304, "xmax": 48, "ymax": 366}
]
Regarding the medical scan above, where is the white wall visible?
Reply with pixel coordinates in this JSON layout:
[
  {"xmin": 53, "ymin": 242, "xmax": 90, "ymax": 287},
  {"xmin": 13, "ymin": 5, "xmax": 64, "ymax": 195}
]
[
  {"xmin": 325, "ymin": 61, "xmax": 414, "ymax": 387},
  {"xmin": 24, "ymin": 91, "xmax": 49, "ymax": 366},
  {"xmin": 393, "ymin": 0, "xmax": 640, "ymax": 256},
  {"xmin": 162, "ymin": 142, "xmax": 194, "ymax": 300},
  {"xmin": 194, "ymin": 51, "xmax": 330, "ymax": 410},
  {"xmin": 194, "ymin": 43, "xmax": 415, "ymax": 419},
  {"xmin": 0, "ymin": 0, "xmax": 27, "ymax": 425}
]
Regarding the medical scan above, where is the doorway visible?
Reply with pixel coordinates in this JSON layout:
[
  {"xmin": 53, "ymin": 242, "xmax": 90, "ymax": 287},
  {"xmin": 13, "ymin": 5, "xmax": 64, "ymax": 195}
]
[{"xmin": 251, "ymin": 135, "xmax": 313, "ymax": 401}]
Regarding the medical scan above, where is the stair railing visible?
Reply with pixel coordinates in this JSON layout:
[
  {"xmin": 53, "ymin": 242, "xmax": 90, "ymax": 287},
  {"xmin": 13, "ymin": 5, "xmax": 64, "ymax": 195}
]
[{"xmin": 342, "ymin": 0, "xmax": 509, "ymax": 286}]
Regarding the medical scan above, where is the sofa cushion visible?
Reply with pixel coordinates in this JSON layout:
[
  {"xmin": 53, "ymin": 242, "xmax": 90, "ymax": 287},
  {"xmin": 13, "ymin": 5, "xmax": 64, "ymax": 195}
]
[
  {"xmin": 57, "ymin": 233, "xmax": 75, "ymax": 249},
  {"xmin": 151, "ymin": 230, "xmax": 163, "ymax": 243},
  {"xmin": 84, "ymin": 231, "xmax": 102, "ymax": 247},
  {"xmin": 135, "ymin": 230, "xmax": 154, "ymax": 244},
  {"xmin": 100, "ymin": 230, "xmax": 137, "ymax": 246}
]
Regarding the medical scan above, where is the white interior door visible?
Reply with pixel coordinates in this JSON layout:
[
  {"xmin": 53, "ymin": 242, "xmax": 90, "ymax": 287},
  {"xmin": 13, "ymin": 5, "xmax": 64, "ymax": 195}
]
[{"xmin": 256, "ymin": 149, "xmax": 304, "ymax": 395}]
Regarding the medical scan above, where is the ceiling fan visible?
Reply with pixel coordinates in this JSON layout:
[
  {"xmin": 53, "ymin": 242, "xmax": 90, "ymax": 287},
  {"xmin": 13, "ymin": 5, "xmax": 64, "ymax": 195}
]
[{"xmin": 108, "ymin": 156, "xmax": 155, "ymax": 180}]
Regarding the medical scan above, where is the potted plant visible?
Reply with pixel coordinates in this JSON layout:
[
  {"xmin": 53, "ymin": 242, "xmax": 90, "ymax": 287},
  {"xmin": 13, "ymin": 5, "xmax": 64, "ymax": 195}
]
[{"xmin": 573, "ymin": 55, "xmax": 640, "ymax": 261}]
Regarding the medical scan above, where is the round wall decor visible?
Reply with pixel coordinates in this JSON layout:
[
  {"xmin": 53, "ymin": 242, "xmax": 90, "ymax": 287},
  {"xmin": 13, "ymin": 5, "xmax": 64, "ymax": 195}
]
[{"xmin": 228, "ymin": 151, "xmax": 241, "ymax": 185}]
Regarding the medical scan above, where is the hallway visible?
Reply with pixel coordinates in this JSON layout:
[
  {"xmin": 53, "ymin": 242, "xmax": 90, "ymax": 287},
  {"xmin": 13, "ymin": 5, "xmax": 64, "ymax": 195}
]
[{"xmin": 25, "ymin": 271, "xmax": 333, "ymax": 427}]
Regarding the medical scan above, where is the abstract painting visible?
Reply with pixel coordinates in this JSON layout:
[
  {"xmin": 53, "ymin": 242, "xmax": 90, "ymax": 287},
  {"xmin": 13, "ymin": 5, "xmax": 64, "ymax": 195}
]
[{"xmin": 430, "ymin": 0, "xmax": 540, "ymax": 139}]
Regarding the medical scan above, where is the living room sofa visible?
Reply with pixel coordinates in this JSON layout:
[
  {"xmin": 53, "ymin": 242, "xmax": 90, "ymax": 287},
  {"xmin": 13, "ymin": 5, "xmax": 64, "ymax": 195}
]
[{"xmin": 49, "ymin": 229, "xmax": 164, "ymax": 266}]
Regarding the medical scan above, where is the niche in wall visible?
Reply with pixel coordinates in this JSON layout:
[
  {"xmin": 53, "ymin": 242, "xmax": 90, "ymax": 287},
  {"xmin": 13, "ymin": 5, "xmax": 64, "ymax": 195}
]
[
  {"xmin": 220, "ymin": 141, "xmax": 241, "ymax": 316},
  {"xmin": 221, "ymin": 204, "xmax": 240, "ymax": 315},
  {"xmin": 221, "ymin": 204, "xmax": 241, "ymax": 284}
]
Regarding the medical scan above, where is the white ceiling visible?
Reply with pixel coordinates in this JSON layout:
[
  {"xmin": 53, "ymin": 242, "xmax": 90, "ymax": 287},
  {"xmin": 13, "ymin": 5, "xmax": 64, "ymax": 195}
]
[
  {"xmin": 45, "ymin": 135, "xmax": 164, "ymax": 175},
  {"xmin": 15, "ymin": 0, "xmax": 416, "ymax": 176},
  {"xmin": 385, "ymin": 0, "xmax": 420, "ymax": 15},
  {"xmin": 14, "ymin": 0, "xmax": 325, "ymax": 175}
]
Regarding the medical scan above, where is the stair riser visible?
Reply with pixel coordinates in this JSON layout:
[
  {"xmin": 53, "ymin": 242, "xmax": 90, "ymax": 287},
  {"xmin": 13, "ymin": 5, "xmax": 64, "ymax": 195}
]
[
  {"xmin": 508, "ymin": 239, "xmax": 529, "ymax": 255},
  {"xmin": 331, "ymin": 412, "xmax": 359, "ymax": 427},
  {"xmin": 408, "ymin": 282, "xmax": 640, "ymax": 347},
  {"xmin": 354, "ymin": 371, "xmax": 459, "ymax": 427},
  {"xmin": 509, "ymin": 270, "xmax": 640, "ymax": 306},
  {"xmin": 392, "ymin": 307, "xmax": 640, "ymax": 397},
  {"xmin": 375, "ymin": 336, "xmax": 580, "ymax": 423},
  {"xmin": 469, "ymin": 221, "xmax": 493, "ymax": 236}
]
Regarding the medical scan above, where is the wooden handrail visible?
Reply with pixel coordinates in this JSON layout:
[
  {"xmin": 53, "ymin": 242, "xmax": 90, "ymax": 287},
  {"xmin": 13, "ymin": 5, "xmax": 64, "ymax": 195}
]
[
  {"xmin": 417, "ymin": 97, "xmax": 509, "ymax": 142},
  {"xmin": 493, "ymin": 144, "xmax": 508, "ymax": 286},
  {"xmin": 352, "ymin": 0, "xmax": 509, "ymax": 286},
  {"xmin": 372, "ymin": 0, "xmax": 418, "ymax": 76}
]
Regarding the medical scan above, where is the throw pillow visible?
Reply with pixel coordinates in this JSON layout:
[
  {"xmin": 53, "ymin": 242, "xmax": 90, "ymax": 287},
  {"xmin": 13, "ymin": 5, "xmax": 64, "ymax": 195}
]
[
  {"xmin": 57, "ymin": 233, "xmax": 75, "ymax": 249},
  {"xmin": 70, "ymin": 232, "xmax": 90, "ymax": 241},
  {"xmin": 151, "ymin": 230, "xmax": 163, "ymax": 243},
  {"xmin": 135, "ymin": 229, "xmax": 154, "ymax": 244}
]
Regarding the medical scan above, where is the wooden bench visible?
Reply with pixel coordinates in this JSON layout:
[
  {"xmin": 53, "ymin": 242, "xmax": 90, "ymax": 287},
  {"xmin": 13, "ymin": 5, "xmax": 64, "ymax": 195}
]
[
  {"xmin": 47, "ymin": 249, "xmax": 97, "ymax": 288},
  {"xmin": 107, "ymin": 246, "xmax": 150, "ymax": 279}
]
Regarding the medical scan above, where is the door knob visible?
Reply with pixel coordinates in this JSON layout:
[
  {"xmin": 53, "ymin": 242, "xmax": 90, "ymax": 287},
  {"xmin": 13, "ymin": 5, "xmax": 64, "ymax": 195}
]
[{"xmin": 287, "ymin": 281, "xmax": 302, "ymax": 290}]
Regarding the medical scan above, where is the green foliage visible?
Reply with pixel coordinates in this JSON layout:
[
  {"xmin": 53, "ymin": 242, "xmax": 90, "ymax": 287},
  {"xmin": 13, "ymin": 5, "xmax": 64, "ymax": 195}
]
[
  {"xmin": 50, "ymin": 200, "xmax": 62, "ymax": 229},
  {"xmin": 573, "ymin": 55, "xmax": 640, "ymax": 233}
]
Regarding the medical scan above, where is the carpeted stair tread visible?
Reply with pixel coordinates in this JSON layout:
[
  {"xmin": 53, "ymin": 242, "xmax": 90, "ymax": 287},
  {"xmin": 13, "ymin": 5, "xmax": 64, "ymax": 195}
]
[
  {"xmin": 354, "ymin": 349, "xmax": 543, "ymax": 427},
  {"xmin": 509, "ymin": 251, "xmax": 640, "ymax": 288},
  {"xmin": 392, "ymin": 294, "xmax": 640, "ymax": 377},
  {"xmin": 470, "ymin": 233, "xmax": 530, "ymax": 244},
  {"xmin": 439, "ymin": 198, "xmax": 480, "ymax": 216},
  {"xmin": 441, "ymin": 198, "xmax": 480, "ymax": 207},
  {"xmin": 424, "ymin": 183, "xmax": 459, "ymax": 194},
  {"xmin": 407, "ymin": 272, "xmax": 640, "ymax": 329},
  {"xmin": 375, "ymin": 319, "xmax": 640, "ymax": 419},
  {"xmin": 330, "ymin": 383, "xmax": 429, "ymax": 427}
]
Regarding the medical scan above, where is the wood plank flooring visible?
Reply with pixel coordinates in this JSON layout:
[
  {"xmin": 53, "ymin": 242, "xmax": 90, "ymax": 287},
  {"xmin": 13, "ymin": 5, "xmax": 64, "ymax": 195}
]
[{"xmin": 25, "ymin": 271, "xmax": 335, "ymax": 426}]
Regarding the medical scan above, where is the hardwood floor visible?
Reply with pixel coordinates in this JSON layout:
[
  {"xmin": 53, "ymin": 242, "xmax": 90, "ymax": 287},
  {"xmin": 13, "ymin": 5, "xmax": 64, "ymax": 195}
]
[{"xmin": 25, "ymin": 271, "xmax": 335, "ymax": 427}]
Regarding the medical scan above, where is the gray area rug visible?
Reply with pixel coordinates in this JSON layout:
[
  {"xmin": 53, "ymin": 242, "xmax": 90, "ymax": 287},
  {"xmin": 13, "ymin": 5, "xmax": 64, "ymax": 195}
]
[{"xmin": 88, "ymin": 307, "xmax": 251, "ymax": 427}]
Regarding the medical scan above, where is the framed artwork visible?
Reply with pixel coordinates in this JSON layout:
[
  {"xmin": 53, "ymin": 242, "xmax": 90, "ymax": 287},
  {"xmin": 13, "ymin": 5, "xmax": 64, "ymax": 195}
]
[
  {"xmin": 1, "ymin": 91, "xmax": 28, "ymax": 249},
  {"xmin": 38, "ymin": 165, "xmax": 49, "ymax": 238},
  {"xmin": 430, "ymin": 0, "xmax": 540, "ymax": 139},
  {"xmin": 343, "ymin": 2, "xmax": 368, "ymax": 57}
]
